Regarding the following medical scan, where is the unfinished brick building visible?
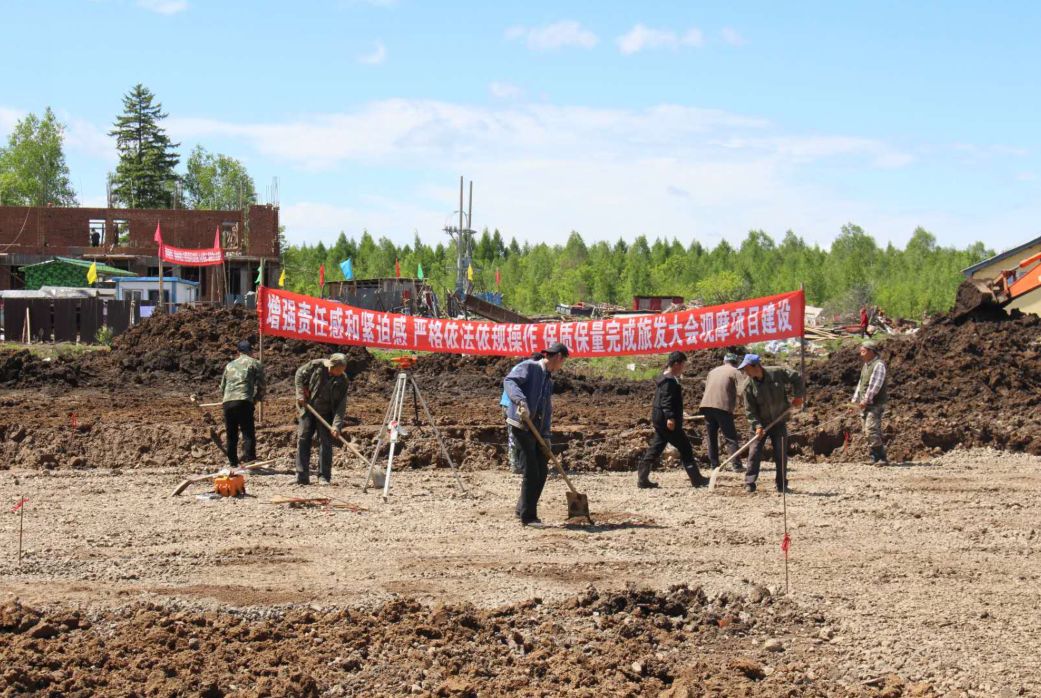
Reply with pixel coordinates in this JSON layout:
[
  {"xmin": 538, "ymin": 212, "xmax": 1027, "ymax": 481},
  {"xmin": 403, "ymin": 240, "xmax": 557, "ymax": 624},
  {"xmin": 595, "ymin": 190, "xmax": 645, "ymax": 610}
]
[{"xmin": 0, "ymin": 205, "xmax": 280, "ymax": 301}]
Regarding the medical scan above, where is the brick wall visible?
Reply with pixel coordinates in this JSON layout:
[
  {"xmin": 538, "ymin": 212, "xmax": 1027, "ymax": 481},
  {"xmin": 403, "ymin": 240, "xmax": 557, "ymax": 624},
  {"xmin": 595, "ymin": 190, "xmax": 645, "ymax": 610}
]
[{"xmin": 0, "ymin": 205, "xmax": 279, "ymax": 258}]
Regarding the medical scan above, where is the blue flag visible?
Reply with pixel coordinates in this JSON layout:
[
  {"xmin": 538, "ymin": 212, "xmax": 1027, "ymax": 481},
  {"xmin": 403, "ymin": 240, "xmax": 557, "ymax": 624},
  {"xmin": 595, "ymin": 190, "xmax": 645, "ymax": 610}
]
[{"xmin": 340, "ymin": 258, "xmax": 353, "ymax": 280}]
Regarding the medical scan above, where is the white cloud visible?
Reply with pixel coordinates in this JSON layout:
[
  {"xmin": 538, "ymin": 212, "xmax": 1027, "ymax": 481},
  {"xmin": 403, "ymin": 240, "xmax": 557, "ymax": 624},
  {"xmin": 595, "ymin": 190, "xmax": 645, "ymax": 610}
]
[
  {"xmin": 489, "ymin": 81, "xmax": 524, "ymax": 100},
  {"xmin": 159, "ymin": 99, "xmax": 943, "ymax": 247},
  {"xmin": 358, "ymin": 41, "xmax": 387, "ymax": 65},
  {"xmin": 720, "ymin": 27, "xmax": 746, "ymax": 46},
  {"xmin": 137, "ymin": 0, "xmax": 188, "ymax": 15},
  {"xmin": 617, "ymin": 24, "xmax": 703, "ymax": 55},
  {"xmin": 505, "ymin": 20, "xmax": 598, "ymax": 51}
]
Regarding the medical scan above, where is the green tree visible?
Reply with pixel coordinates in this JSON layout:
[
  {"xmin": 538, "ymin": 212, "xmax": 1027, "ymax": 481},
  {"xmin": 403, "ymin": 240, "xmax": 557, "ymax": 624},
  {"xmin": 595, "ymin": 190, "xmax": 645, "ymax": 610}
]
[
  {"xmin": 109, "ymin": 83, "xmax": 180, "ymax": 208},
  {"xmin": 183, "ymin": 146, "xmax": 257, "ymax": 210},
  {"xmin": 0, "ymin": 107, "xmax": 77, "ymax": 206}
]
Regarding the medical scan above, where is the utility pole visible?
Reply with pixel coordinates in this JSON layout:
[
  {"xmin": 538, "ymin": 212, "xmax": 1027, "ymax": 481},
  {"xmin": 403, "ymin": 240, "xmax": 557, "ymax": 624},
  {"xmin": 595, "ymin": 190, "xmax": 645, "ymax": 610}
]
[{"xmin": 442, "ymin": 176, "xmax": 475, "ymax": 300}]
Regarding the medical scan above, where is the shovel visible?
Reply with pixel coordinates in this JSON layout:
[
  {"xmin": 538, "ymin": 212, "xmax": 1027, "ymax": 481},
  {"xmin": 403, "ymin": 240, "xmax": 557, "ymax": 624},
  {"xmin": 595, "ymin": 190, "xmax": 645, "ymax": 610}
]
[
  {"xmin": 302, "ymin": 403, "xmax": 369, "ymax": 466},
  {"xmin": 708, "ymin": 408, "xmax": 792, "ymax": 491},
  {"xmin": 521, "ymin": 414, "xmax": 592, "ymax": 524},
  {"xmin": 189, "ymin": 394, "xmax": 226, "ymax": 453}
]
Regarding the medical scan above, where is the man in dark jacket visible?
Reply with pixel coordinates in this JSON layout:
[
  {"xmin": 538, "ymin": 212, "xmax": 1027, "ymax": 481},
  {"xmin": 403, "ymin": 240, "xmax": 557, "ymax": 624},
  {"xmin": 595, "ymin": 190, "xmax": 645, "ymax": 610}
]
[
  {"xmin": 698, "ymin": 352, "xmax": 744, "ymax": 474},
  {"xmin": 637, "ymin": 351, "xmax": 709, "ymax": 489},
  {"xmin": 294, "ymin": 353, "xmax": 349, "ymax": 485},
  {"xmin": 503, "ymin": 343, "xmax": 569, "ymax": 527},
  {"xmin": 739, "ymin": 354, "xmax": 804, "ymax": 494}
]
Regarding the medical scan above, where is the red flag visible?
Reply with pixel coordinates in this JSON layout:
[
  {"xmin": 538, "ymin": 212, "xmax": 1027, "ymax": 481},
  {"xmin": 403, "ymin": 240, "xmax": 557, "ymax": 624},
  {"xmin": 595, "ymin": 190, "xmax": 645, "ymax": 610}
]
[
  {"xmin": 214, "ymin": 226, "xmax": 222, "ymax": 250},
  {"xmin": 780, "ymin": 532, "xmax": 791, "ymax": 554},
  {"xmin": 495, "ymin": 268, "xmax": 501, "ymax": 286},
  {"xmin": 154, "ymin": 222, "xmax": 163, "ymax": 244},
  {"xmin": 11, "ymin": 497, "xmax": 28, "ymax": 513},
  {"xmin": 395, "ymin": 259, "xmax": 401, "ymax": 279},
  {"xmin": 318, "ymin": 264, "xmax": 326, "ymax": 288},
  {"xmin": 70, "ymin": 413, "xmax": 78, "ymax": 429}
]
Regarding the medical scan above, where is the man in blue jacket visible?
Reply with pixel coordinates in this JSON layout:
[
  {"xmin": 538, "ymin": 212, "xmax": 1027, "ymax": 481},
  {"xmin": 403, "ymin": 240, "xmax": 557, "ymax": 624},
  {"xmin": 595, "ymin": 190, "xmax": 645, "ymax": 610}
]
[{"xmin": 503, "ymin": 343, "xmax": 570, "ymax": 526}]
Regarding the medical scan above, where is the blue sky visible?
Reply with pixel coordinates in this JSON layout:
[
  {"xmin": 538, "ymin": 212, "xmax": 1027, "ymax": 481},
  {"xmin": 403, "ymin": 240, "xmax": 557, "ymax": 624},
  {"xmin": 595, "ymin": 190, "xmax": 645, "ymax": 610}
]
[{"xmin": 2, "ymin": 0, "xmax": 1039, "ymax": 252}]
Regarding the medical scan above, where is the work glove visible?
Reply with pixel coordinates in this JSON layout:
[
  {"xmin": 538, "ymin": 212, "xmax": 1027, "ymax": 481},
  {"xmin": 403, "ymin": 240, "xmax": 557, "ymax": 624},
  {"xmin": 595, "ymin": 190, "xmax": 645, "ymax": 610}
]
[
  {"xmin": 516, "ymin": 402, "xmax": 530, "ymax": 420},
  {"xmin": 755, "ymin": 427, "xmax": 765, "ymax": 439},
  {"xmin": 296, "ymin": 397, "xmax": 307, "ymax": 408},
  {"xmin": 791, "ymin": 397, "xmax": 804, "ymax": 409}
]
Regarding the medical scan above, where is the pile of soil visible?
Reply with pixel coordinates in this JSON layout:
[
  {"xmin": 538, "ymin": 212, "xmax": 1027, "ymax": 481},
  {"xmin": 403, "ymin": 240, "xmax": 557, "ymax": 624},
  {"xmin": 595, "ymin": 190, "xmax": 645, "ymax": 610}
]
[
  {"xmin": 0, "ymin": 306, "xmax": 371, "ymax": 390},
  {"xmin": 0, "ymin": 587, "xmax": 932, "ymax": 696},
  {"xmin": 805, "ymin": 309, "xmax": 1041, "ymax": 460},
  {"xmin": 108, "ymin": 306, "xmax": 370, "ymax": 386}
]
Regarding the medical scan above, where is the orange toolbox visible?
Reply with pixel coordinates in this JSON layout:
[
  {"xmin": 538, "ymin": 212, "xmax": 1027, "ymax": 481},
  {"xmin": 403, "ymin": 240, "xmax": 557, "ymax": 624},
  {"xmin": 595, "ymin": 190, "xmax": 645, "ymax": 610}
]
[{"xmin": 214, "ymin": 474, "xmax": 246, "ymax": 497}]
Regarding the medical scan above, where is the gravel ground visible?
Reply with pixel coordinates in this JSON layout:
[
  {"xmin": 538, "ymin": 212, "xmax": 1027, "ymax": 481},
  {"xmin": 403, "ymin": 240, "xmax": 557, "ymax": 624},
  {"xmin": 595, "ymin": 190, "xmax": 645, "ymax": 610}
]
[{"xmin": 2, "ymin": 448, "xmax": 1039, "ymax": 695}]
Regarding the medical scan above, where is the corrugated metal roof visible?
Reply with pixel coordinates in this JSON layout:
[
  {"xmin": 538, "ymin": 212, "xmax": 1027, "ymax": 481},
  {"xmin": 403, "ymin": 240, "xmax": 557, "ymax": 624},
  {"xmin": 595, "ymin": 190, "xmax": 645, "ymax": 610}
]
[{"xmin": 961, "ymin": 236, "xmax": 1041, "ymax": 277}]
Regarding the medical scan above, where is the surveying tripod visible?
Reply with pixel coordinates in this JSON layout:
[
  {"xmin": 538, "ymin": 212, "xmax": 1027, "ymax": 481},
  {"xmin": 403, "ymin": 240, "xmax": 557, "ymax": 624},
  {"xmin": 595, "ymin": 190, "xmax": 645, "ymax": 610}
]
[{"xmin": 362, "ymin": 356, "xmax": 467, "ymax": 500}]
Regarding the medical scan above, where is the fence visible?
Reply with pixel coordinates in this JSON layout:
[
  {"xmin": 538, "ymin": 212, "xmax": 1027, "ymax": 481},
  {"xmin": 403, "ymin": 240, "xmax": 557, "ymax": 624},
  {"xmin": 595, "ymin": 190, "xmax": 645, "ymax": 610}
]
[{"xmin": 2, "ymin": 298, "xmax": 139, "ymax": 344}]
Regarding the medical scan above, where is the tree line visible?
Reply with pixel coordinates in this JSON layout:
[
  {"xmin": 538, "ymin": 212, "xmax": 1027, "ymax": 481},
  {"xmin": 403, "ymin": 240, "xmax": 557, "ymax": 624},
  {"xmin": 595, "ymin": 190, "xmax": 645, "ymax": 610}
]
[
  {"xmin": 281, "ymin": 225, "xmax": 991, "ymax": 320},
  {"xmin": 0, "ymin": 84, "xmax": 255, "ymax": 210}
]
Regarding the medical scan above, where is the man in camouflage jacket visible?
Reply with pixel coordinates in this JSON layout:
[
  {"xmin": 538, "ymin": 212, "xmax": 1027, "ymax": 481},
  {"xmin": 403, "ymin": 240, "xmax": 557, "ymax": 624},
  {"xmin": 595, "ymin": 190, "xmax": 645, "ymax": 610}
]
[
  {"xmin": 294, "ymin": 353, "xmax": 349, "ymax": 485},
  {"xmin": 219, "ymin": 340, "xmax": 266, "ymax": 467}
]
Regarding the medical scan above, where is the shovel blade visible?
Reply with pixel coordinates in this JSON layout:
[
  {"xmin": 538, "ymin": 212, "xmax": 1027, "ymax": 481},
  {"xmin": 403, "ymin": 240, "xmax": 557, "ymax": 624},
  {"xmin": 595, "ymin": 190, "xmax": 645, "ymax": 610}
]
[{"xmin": 566, "ymin": 491, "xmax": 591, "ymax": 522}]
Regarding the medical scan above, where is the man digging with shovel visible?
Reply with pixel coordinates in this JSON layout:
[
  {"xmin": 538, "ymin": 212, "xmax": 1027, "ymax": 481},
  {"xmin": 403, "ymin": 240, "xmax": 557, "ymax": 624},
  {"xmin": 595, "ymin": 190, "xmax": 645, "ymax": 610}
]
[
  {"xmin": 294, "ymin": 353, "xmax": 349, "ymax": 485},
  {"xmin": 503, "ymin": 343, "xmax": 570, "ymax": 528},
  {"xmin": 739, "ymin": 354, "xmax": 804, "ymax": 494}
]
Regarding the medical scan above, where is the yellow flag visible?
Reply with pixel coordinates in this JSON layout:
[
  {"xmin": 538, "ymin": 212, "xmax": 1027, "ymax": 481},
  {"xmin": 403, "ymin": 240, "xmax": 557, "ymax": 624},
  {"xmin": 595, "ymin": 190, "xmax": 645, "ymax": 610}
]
[
  {"xmin": 466, "ymin": 263, "xmax": 474, "ymax": 282},
  {"xmin": 86, "ymin": 261, "xmax": 98, "ymax": 285},
  {"xmin": 278, "ymin": 268, "xmax": 286, "ymax": 287}
]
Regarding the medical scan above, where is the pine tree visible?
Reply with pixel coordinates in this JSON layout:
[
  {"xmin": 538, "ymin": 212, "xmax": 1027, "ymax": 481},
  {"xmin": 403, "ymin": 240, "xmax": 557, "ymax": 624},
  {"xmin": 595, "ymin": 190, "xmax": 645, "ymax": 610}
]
[{"xmin": 109, "ymin": 84, "xmax": 180, "ymax": 208}]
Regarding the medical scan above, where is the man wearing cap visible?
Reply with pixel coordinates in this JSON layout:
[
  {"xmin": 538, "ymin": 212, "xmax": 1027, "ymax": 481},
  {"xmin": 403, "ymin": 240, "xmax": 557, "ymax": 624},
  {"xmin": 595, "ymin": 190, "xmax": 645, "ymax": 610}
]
[
  {"xmin": 503, "ymin": 343, "xmax": 570, "ymax": 526},
  {"xmin": 219, "ymin": 340, "xmax": 266, "ymax": 467},
  {"xmin": 698, "ymin": 352, "xmax": 746, "ymax": 474},
  {"xmin": 294, "ymin": 353, "xmax": 350, "ymax": 485},
  {"xmin": 852, "ymin": 340, "xmax": 889, "ymax": 464},
  {"xmin": 638, "ymin": 351, "xmax": 709, "ymax": 489},
  {"xmin": 739, "ymin": 354, "xmax": 804, "ymax": 493}
]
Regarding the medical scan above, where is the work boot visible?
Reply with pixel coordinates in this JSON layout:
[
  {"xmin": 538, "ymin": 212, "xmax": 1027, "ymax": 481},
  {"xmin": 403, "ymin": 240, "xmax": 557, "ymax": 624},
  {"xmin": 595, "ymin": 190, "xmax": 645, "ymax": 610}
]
[
  {"xmin": 521, "ymin": 517, "xmax": 544, "ymax": 528},
  {"xmin": 776, "ymin": 479, "xmax": 789, "ymax": 493},
  {"xmin": 684, "ymin": 463, "xmax": 709, "ymax": 488},
  {"xmin": 318, "ymin": 477, "xmax": 331, "ymax": 486},
  {"xmin": 877, "ymin": 446, "xmax": 890, "ymax": 466},
  {"xmin": 744, "ymin": 482, "xmax": 757, "ymax": 494},
  {"xmin": 867, "ymin": 447, "xmax": 880, "ymax": 464},
  {"xmin": 637, "ymin": 480, "xmax": 660, "ymax": 489}
]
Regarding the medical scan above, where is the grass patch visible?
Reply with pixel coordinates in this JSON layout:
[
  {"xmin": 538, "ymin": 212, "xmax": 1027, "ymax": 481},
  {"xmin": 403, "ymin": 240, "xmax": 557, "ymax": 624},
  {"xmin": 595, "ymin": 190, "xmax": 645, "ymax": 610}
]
[{"xmin": 0, "ymin": 342, "xmax": 109, "ymax": 360}]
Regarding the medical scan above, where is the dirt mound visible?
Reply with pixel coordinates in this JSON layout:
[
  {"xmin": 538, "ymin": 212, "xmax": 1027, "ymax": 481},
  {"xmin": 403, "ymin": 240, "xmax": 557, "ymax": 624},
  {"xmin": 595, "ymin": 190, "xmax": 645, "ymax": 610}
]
[
  {"xmin": 805, "ymin": 309, "xmax": 1041, "ymax": 460},
  {"xmin": 0, "ymin": 350, "xmax": 87, "ymax": 389},
  {"xmin": 0, "ymin": 587, "xmax": 932, "ymax": 696},
  {"xmin": 0, "ymin": 306, "xmax": 371, "ymax": 390},
  {"xmin": 108, "ymin": 305, "xmax": 371, "ymax": 386}
]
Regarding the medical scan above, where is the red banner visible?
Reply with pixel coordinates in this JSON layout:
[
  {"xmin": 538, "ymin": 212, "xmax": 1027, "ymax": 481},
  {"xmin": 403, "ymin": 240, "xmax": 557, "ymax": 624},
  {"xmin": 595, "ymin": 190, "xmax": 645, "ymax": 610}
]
[
  {"xmin": 258, "ymin": 287, "xmax": 805, "ymax": 358},
  {"xmin": 156, "ymin": 225, "xmax": 225, "ymax": 267}
]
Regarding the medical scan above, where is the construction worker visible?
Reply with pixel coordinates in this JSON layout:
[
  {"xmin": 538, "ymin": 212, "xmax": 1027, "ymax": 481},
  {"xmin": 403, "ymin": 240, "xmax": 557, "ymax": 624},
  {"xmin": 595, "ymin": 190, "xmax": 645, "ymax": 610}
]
[
  {"xmin": 852, "ymin": 340, "xmax": 889, "ymax": 464},
  {"xmin": 503, "ymin": 343, "xmax": 570, "ymax": 527},
  {"xmin": 698, "ymin": 352, "xmax": 745, "ymax": 473},
  {"xmin": 501, "ymin": 352, "xmax": 543, "ymax": 474},
  {"xmin": 638, "ymin": 351, "xmax": 709, "ymax": 489},
  {"xmin": 219, "ymin": 339, "xmax": 265, "ymax": 467},
  {"xmin": 738, "ymin": 354, "xmax": 804, "ymax": 494},
  {"xmin": 294, "ymin": 353, "xmax": 349, "ymax": 485}
]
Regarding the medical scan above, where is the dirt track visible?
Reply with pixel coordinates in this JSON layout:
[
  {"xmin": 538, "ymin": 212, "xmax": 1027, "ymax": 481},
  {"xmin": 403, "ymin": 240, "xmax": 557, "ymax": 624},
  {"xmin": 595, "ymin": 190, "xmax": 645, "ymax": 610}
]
[{"xmin": 3, "ymin": 449, "xmax": 1039, "ymax": 696}]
